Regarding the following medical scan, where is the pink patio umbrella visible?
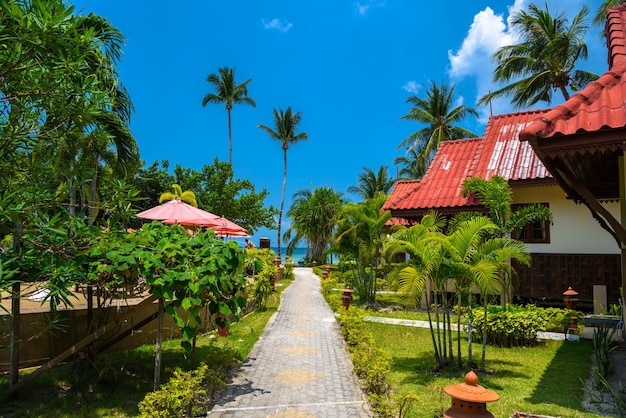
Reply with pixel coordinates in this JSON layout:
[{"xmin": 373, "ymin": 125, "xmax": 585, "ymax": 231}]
[
  {"xmin": 137, "ymin": 199, "xmax": 248, "ymax": 236},
  {"xmin": 212, "ymin": 216, "xmax": 248, "ymax": 237},
  {"xmin": 136, "ymin": 198, "xmax": 221, "ymax": 227}
]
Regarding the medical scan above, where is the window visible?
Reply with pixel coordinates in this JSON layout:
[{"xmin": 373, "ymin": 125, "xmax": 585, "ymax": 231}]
[{"xmin": 511, "ymin": 204, "xmax": 550, "ymax": 244}]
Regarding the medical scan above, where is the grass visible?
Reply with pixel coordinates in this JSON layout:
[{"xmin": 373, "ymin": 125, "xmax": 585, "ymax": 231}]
[
  {"xmin": 366, "ymin": 321, "xmax": 604, "ymax": 417},
  {"xmin": 0, "ymin": 278, "xmax": 291, "ymax": 417},
  {"xmin": 2, "ymin": 279, "xmax": 608, "ymax": 417}
]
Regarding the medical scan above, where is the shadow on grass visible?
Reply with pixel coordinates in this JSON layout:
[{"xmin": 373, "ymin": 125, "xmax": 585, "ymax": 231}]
[
  {"xmin": 526, "ymin": 339, "xmax": 593, "ymax": 411},
  {"xmin": 0, "ymin": 337, "xmax": 240, "ymax": 417},
  {"xmin": 391, "ymin": 343, "xmax": 529, "ymax": 389}
]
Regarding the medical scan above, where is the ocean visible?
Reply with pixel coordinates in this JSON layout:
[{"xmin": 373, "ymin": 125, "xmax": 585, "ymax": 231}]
[{"xmin": 270, "ymin": 247, "xmax": 307, "ymax": 264}]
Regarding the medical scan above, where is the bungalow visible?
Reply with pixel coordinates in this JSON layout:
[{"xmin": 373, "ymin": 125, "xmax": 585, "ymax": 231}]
[{"xmin": 383, "ymin": 109, "xmax": 621, "ymax": 308}]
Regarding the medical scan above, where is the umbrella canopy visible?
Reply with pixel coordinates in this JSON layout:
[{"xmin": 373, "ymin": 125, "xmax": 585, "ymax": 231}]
[
  {"xmin": 212, "ymin": 216, "xmax": 248, "ymax": 237},
  {"xmin": 136, "ymin": 198, "xmax": 221, "ymax": 227},
  {"xmin": 137, "ymin": 199, "xmax": 249, "ymax": 236}
]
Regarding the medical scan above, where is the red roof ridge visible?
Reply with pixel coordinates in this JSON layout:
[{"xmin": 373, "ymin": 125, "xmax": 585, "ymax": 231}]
[
  {"xmin": 607, "ymin": 4, "xmax": 626, "ymax": 68},
  {"xmin": 520, "ymin": 65, "xmax": 626, "ymax": 141}
]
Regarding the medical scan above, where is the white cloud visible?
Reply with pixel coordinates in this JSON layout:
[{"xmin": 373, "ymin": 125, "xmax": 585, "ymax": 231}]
[
  {"xmin": 447, "ymin": 1, "xmax": 528, "ymax": 120},
  {"xmin": 402, "ymin": 80, "xmax": 420, "ymax": 94},
  {"xmin": 261, "ymin": 18, "xmax": 293, "ymax": 32},
  {"xmin": 354, "ymin": 1, "xmax": 386, "ymax": 17},
  {"xmin": 356, "ymin": 3, "xmax": 370, "ymax": 16}
]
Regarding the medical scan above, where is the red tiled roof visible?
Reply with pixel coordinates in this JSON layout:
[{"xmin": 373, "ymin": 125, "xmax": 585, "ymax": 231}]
[
  {"xmin": 519, "ymin": 4, "xmax": 626, "ymax": 142},
  {"xmin": 384, "ymin": 110, "xmax": 552, "ymax": 212}
]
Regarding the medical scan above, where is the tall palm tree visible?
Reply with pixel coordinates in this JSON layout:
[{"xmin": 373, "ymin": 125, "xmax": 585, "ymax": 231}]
[
  {"xmin": 284, "ymin": 187, "xmax": 344, "ymax": 263},
  {"xmin": 159, "ymin": 184, "xmax": 197, "ymax": 207},
  {"xmin": 347, "ymin": 165, "xmax": 395, "ymax": 201},
  {"xmin": 479, "ymin": 3, "xmax": 598, "ymax": 108},
  {"xmin": 202, "ymin": 67, "xmax": 256, "ymax": 164},
  {"xmin": 258, "ymin": 107, "xmax": 308, "ymax": 261},
  {"xmin": 398, "ymin": 81, "xmax": 478, "ymax": 175}
]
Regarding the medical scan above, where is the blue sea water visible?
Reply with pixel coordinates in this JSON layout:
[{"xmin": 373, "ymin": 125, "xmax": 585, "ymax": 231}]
[{"xmin": 270, "ymin": 247, "xmax": 307, "ymax": 264}]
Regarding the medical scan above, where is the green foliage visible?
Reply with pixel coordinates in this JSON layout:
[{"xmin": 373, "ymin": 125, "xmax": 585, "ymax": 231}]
[
  {"xmin": 138, "ymin": 363, "xmax": 226, "ymax": 417},
  {"xmin": 472, "ymin": 305, "xmax": 548, "ymax": 347},
  {"xmin": 89, "ymin": 222, "xmax": 247, "ymax": 352},
  {"xmin": 593, "ymin": 325, "xmax": 618, "ymax": 386},
  {"xmin": 398, "ymin": 80, "xmax": 478, "ymax": 178},
  {"xmin": 281, "ymin": 265, "xmax": 295, "ymax": 281},
  {"xmin": 172, "ymin": 159, "xmax": 277, "ymax": 234},
  {"xmin": 253, "ymin": 268, "xmax": 274, "ymax": 310},
  {"xmin": 332, "ymin": 193, "xmax": 395, "ymax": 302},
  {"xmin": 284, "ymin": 186, "xmax": 344, "ymax": 263}
]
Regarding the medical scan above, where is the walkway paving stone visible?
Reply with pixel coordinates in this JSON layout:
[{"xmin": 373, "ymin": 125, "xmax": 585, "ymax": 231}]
[{"xmin": 206, "ymin": 267, "xmax": 372, "ymax": 417}]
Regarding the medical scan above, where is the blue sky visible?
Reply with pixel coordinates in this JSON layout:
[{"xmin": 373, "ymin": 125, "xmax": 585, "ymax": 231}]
[{"xmin": 72, "ymin": 0, "xmax": 607, "ymax": 247}]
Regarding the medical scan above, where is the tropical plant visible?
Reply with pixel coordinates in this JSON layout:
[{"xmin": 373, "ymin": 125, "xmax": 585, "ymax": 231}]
[
  {"xmin": 385, "ymin": 214, "xmax": 530, "ymax": 370},
  {"xmin": 398, "ymin": 81, "xmax": 478, "ymax": 176},
  {"xmin": 90, "ymin": 222, "xmax": 247, "ymax": 354},
  {"xmin": 459, "ymin": 175, "xmax": 552, "ymax": 305},
  {"xmin": 393, "ymin": 148, "xmax": 426, "ymax": 180},
  {"xmin": 383, "ymin": 211, "xmax": 453, "ymax": 369},
  {"xmin": 479, "ymin": 3, "xmax": 598, "ymax": 108},
  {"xmin": 284, "ymin": 186, "xmax": 345, "ymax": 263},
  {"xmin": 202, "ymin": 66, "xmax": 256, "ymax": 164},
  {"xmin": 593, "ymin": 0, "xmax": 622, "ymax": 27},
  {"xmin": 333, "ymin": 193, "xmax": 396, "ymax": 302},
  {"xmin": 258, "ymin": 107, "xmax": 309, "ymax": 262},
  {"xmin": 159, "ymin": 184, "xmax": 198, "ymax": 207},
  {"xmin": 347, "ymin": 165, "xmax": 395, "ymax": 201}
]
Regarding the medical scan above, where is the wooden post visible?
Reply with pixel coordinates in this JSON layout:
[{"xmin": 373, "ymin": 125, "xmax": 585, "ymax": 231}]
[
  {"xmin": 9, "ymin": 223, "xmax": 22, "ymax": 392},
  {"xmin": 10, "ymin": 281, "xmax": 20, "ymax": 389},
  {"xmin": 154, "ymin": 297, "xmax": 164, "ymax": 391}
]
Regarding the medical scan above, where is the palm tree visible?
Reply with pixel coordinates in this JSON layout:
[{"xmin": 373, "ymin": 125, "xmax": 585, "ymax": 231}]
[
  {"xmin": 159, "ymin": 184, "xmax": 197, "ymax": 207},
  {"xmin": 383, "ymin": 212, "xmax": 452, "ymax": 368},
  {"xmin": 593, "ymin": 1, "xmax": 623, "ymax": 27},
  {"xmin": 385, "ymin": 214, "xmax": 530, "ymax": 370},
  {"xmin": 202, "ymin": 67, "xmax": 256, "ymax": 164},
  {"xmin": 347, "ymin": 165, "xmax": 395, "ymax": 201},
  {"xmin": 393, "ymin": 148, "xmax": 426, "ymax": 180},
  {"xmin": 398, "ymin": 81, "xmax": 478, "ymax": 175},
  {"xmin": 459, "ymin": 175, "xmax": 552, "ymax": 305},
  {"xmin": 284, "ymin": 187, "xmax": 344, "ymax": 263},
  {"xmin": 258, "ymin": 107, "xmax": 308, "ymax": 261},
  {"xmin": 479, "ymin": 3, "xmax": 598, "ymax": 108},
  {"xmin": 333, "ymin": 193, "xmax": 396, "ymax": 302}
]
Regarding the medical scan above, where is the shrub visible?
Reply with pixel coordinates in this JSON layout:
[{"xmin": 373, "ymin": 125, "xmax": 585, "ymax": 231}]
[
  {"xmin": 593, "ymin": 325, "xmax": 618, "ymax": 386},
  {"xmin": 471, "ymin": 304, "xmax": 547, "ymax": 347},
  {"xmin": 138, "ymin": 363, "xmax": 226, "ymax": 417},
  {"xmin": 253, "ymin": 265, "xmax": 276, "ymax": 310}
]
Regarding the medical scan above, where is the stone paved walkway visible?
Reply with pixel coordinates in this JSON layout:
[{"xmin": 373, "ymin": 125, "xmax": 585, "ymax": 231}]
[{"xmin": 206, "ymin": 267, "xmax": 372, "ymax": 417}]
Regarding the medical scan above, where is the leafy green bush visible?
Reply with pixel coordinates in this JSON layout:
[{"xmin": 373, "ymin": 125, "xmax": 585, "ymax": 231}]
[
  {"xmin": 471, "ymin": 304, "xmax": 547, "ymax": 347},
  {"xmin": 253, "ymin": 265, "xmax": 276, "ymax": 310},
  {"xmin": 282, "ymin": 265, "xmax": 295, "ymax": 281},
  {"xmin": 138, "ymin": 363, "xmax": 226, "ymax": 417}
]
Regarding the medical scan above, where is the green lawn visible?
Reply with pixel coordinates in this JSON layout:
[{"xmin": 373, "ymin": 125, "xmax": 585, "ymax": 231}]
[
  {"xmin": 1, "ymin": 280, "xmax": 608, "ymax": 417},
  {"xmin": 366, "ymin": 321, "xmax": 603, "ymax": 417}
]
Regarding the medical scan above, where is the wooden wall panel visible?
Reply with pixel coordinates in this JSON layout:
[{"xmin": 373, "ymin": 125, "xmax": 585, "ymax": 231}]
[{"xmin": 513, "ymin": 253, "xmax": 621, "ymax": 303}]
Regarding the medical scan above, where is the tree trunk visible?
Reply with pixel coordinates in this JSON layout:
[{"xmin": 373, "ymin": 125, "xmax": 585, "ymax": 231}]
[
  {"xmin": 88, "ymin": 168, "xmax": 98, "ymax": 226},
  {"xmin": 227, "ymin": 108, "xmax": 233, "ymax": 164},
  {"xmin": 278, "ymin": 147, "xmax": 287, "ymax": 261},
  {"xmin": 154, "ymin": 297, "xmax": 164, "ymax": 391},
  {"xmin": 9, "ymin": 224, "xmax": 22, "ymax": 391}
]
